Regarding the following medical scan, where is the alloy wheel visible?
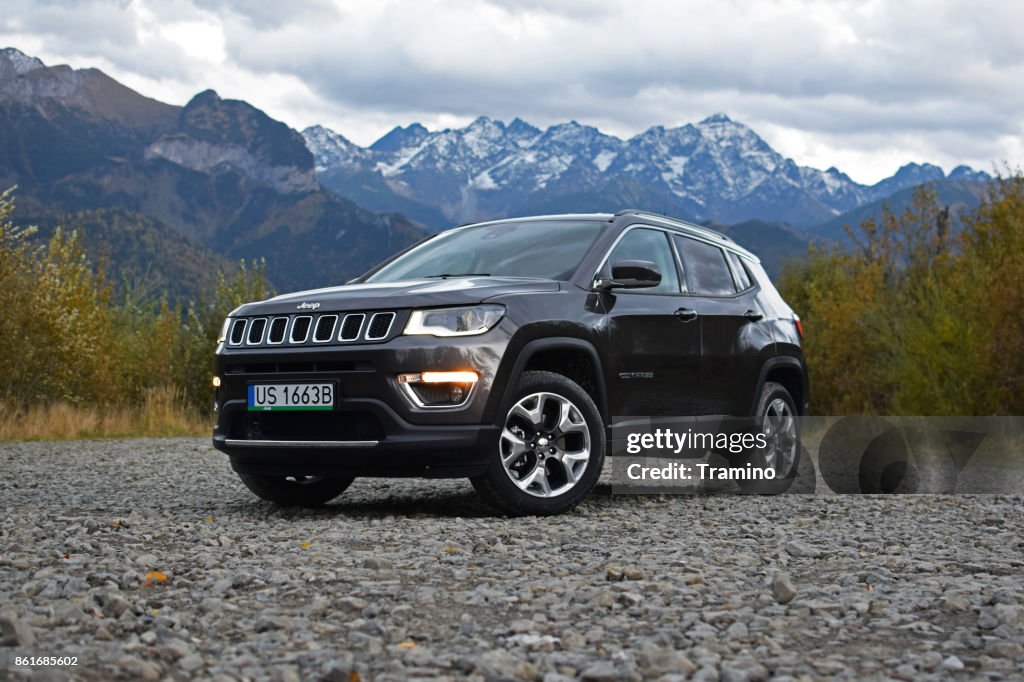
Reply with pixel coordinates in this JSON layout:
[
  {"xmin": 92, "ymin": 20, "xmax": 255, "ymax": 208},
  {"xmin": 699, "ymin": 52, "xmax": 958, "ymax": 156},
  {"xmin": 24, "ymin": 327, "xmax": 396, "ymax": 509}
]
[
  {"xmin": 762, "ymin": 397, "xmax": 797, "ymax": 476},
  {"xmin": 499, "ymin": 391, "xmax": 591, "ymax": 498}
]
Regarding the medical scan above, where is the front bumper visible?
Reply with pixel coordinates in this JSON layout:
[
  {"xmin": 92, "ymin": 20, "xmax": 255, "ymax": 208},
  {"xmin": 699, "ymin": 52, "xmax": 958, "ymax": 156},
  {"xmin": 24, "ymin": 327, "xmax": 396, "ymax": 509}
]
[
  {"xmin": 214, "ymin": 399, "xmax": 499, "ymax": 477},
  {"xmin": 212, "ymin": 329, "xmax": 511, "ymax": 477}
]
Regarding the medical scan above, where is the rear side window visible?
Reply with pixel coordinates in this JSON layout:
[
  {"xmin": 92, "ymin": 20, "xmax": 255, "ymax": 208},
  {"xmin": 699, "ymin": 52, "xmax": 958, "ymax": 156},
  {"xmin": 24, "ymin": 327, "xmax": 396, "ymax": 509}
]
[
  {"xmin": 606, "ymin": 228, "xmax": 681, "ymax": 293},
  {"xmin": 726, "ymin": 251, "xmax": 753, "ymax": 291},
  {"xmin": 672, "ymin": 235, "xmax": 736, "ymax": 296}
]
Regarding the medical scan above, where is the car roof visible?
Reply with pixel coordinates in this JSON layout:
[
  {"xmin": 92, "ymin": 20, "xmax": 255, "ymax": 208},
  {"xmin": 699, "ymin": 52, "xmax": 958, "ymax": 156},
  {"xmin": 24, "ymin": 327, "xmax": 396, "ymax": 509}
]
[{"xmin": 457, "ymin": 211, "xmax": 759, "ymax": 262}]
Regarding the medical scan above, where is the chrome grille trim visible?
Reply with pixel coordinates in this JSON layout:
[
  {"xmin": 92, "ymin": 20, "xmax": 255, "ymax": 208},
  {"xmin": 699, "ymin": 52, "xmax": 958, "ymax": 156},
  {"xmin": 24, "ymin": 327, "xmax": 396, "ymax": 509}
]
[
  {"xmin": 226, "ymin": 311, "xmax": 397, "ymax": 346},
  {"xmin": 246, "ymin": 318, "xmax": 267, "ymax": 345},
  {"xmin": 313, "ymin": 314, "xmax": 338, "ymax": 343},
  {"xmin": 289, "ymin": 315, "xmax": 312, "ymax": 344},
  {"xmin": 339, "ymin": 313, "xmax": 365, "ymax": 342},
  {"xmin": 365, "ymin": 312, "xmax": 395, "ymax": 341}
]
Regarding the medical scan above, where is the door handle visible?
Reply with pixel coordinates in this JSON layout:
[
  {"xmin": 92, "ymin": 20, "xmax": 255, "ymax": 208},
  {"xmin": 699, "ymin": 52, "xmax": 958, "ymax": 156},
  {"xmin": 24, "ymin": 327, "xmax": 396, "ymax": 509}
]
[
  {"xmin": 744, "ymin": 309, "xmax": 764, "ymax": 321},
  {"xmin": 674, "ymin": 308, "xmax": 698, "ymax": 322}
]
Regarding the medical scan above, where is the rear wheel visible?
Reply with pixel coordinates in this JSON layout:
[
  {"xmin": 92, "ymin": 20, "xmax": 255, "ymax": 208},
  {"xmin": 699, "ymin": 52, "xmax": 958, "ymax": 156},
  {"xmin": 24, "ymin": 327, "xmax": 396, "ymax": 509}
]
[
  {"xmin": 237, "ymin": 473, "xmax": 354, "ymax": 507},
  {"xmin": 737, "ymin": 381, "xmax": 800, "ymax": 494},
  {"xmin": 471, "ymin": 371, "xmax": 604, "ymax": 515}
]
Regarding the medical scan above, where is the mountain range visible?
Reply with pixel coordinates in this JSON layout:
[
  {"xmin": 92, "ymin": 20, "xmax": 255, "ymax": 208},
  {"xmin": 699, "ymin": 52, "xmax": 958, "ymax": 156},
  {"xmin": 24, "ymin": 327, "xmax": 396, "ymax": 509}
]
[
  {"xmin": 303, "ymin": 116, "xmax": 990, "ymax": 232},
  {"xmin": 0, "ymin": 47, "xmax": 992, "ymax": 300},
  {"xmin": 0, "ymin": 47, "xmax": 421, "ymax": 296}
]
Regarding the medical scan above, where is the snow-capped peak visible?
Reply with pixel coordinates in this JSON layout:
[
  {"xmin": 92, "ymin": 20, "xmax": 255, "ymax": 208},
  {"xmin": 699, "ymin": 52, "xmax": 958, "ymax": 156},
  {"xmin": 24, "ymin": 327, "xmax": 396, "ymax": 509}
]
[
  {"xmin": 0, "ymin": 47, "xmax": 46, "ymax": 79},
  {"xmin": 302, "ymin": 113, "xmax": 992, "ymax": 229},
  {"xmin": 301, "ymin": 125, "xmax": 370, "ymax": 173}
]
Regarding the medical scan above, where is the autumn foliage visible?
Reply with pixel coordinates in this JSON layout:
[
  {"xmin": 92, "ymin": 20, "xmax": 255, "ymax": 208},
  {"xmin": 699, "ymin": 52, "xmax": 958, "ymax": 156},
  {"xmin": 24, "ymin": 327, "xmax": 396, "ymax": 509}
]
[
  {"xmin": 779, "ymin": 172, "xmax": 1024, "ymax": 415},
  {"xmin": 0, "ymin": 187, "xmax": 269, "ymax": 437}
]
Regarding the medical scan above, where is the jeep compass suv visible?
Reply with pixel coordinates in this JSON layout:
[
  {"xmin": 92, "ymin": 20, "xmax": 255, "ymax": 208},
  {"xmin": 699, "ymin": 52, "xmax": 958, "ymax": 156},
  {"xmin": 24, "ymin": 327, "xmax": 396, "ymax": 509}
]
[{"xmin": 213, "ymin": 210, "xmax": 808, "ymax": 515}]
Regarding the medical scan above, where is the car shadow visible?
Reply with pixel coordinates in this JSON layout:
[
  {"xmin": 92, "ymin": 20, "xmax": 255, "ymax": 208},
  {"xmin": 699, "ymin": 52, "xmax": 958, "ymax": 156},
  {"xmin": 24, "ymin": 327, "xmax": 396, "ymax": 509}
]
[{"xmin": 219, "ymin": 479, "xmax": 502, "ymax": 519}]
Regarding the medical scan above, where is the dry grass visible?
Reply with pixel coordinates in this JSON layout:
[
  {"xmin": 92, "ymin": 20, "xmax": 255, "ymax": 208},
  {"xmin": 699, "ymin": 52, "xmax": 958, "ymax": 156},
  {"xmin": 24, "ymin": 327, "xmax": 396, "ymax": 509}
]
[{"xmin": 0, "ymin": 387, "xmax": 210, "ymax": 441}]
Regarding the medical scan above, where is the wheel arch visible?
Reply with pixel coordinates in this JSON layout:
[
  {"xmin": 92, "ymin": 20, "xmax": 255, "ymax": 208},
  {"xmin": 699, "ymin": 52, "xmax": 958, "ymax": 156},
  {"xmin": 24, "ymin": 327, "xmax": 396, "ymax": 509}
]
[
  {"xmin": 753, "ymin": 356, "xmax": 809, "ymax": 416},
  {"xmin": 485, "ymin": 337, "xmax": 607, "ymax": 425}
]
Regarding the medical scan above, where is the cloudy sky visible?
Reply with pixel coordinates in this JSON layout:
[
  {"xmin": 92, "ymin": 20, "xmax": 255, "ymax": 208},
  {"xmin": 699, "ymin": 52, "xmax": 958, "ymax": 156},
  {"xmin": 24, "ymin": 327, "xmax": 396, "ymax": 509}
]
[{"xmin": 2, "ymin": 0, "xmax": 1021, "ymax": 183}]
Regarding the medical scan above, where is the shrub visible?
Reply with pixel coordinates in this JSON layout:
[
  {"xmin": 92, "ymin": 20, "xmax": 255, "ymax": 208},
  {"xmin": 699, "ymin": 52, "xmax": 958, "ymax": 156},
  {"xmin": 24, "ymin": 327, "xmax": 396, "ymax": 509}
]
[{"xmin": 0, "ymin": 188, "xmax": 270, "ymax": 436}]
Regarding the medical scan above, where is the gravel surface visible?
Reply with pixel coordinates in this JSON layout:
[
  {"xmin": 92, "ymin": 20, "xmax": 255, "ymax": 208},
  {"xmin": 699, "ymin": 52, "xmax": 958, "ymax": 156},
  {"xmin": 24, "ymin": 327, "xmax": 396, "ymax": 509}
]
[{"xmin": 1, "ymin": 438, "xmax": 1023, "ymax": 681}]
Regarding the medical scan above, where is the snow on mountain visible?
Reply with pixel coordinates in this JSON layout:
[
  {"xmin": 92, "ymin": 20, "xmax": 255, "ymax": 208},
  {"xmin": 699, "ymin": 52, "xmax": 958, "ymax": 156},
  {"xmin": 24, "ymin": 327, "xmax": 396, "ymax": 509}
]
[
  {"xmin": 303, "ymin": 124, "xmax": 372, "ymax": 173},
  {"xmin": 0, "ymin": 47, "xmax": 45, "ymax": 80},
  {"xmin": 302, "ymin": 114, "xmax": 991, "ymax": 228}
]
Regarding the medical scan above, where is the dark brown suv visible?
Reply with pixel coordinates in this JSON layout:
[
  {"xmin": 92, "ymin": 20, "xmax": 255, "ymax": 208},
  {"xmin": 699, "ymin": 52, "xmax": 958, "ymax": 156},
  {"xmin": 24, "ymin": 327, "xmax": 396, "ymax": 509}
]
[{"xmin": 213, "ymin": 210, "xmax": 808, "ymax": 514}]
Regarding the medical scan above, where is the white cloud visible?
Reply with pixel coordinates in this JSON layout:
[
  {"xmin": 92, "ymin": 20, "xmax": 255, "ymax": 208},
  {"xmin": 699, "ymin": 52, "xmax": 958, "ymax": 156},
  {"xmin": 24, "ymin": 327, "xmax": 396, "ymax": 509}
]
[{"xmin": 2, "ymin": 0, "xmax": 1022, "ymax": 183}]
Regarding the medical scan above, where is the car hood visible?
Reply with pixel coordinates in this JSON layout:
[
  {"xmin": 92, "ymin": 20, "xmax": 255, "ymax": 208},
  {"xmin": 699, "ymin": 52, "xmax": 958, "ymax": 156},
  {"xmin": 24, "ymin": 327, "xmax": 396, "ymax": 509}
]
[{"xmin": 233, "ymin": 277, "xmax": 561, "ymax": 316}]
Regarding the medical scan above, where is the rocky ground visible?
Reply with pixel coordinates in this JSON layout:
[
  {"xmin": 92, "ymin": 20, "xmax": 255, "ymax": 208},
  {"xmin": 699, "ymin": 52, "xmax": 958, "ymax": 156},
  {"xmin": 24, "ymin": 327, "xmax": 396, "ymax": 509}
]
[{"xmin": 1, "ymin": 438, "xmax": 1022, "ymax": 681}]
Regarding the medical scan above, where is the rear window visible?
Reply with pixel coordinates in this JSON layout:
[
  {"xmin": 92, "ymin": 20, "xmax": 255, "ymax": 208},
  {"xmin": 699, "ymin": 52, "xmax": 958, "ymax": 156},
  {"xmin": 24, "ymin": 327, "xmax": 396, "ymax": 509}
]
[
  {"xmin": 726, "ymin": 251, "xmax": 753, "ymax": 291},
  {"xmin": 672, "ymin": 235, "xmax": 736, "ymax": 296}
]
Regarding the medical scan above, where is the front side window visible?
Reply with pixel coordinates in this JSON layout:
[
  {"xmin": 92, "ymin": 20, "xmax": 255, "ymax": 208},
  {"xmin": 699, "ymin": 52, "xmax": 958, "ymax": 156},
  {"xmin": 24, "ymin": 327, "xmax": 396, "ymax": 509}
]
[
  {"xmin": 365, "ymin": 220, "xmax": 605, "ymax": 282},
  {"xmin": 605, "ymin": 228, "xmax": 681, "ymax": 293},
  {"xmin": 673, "ymin": 235, "xmax": 736, "ymax": 296}
]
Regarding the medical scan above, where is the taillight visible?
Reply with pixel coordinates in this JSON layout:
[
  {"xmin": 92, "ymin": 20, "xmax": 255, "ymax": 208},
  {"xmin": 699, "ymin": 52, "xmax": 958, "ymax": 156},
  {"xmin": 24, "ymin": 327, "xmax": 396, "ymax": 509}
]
[{"xmin": 793, "ymin": 315, "xmax": 804, "ymax": 339}]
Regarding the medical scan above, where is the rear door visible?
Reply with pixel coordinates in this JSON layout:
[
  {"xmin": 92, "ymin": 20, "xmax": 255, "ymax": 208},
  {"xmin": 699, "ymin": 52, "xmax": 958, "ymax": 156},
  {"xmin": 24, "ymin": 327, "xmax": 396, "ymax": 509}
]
[
  {"xmin": 671, "ymin": 235, "xmax": 768, "ymax": 416},
  {"xmin": 602, "ymin": 227, "xmax": 703, "ymax": 416}
]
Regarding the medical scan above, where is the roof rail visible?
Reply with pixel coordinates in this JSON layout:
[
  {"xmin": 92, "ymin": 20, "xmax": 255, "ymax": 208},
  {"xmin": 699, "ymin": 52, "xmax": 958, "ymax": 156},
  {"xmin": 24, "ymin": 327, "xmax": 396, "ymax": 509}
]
[{"xmin": 614, "ymin": 209, "xmax": 735, "ymax": 244}]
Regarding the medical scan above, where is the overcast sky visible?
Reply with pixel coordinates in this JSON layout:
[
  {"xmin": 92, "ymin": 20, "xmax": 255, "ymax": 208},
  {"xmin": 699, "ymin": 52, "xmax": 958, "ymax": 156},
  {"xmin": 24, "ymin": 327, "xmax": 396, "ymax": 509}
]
[{"xmin": 3, "ymin": 0, "xmax": 1021, "ymax": 183}]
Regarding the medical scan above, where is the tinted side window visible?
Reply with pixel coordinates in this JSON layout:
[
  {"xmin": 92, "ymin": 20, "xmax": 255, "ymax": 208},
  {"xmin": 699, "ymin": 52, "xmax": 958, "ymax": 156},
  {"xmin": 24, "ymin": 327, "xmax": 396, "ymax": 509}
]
[
  {"xmin": 726, "ymin": 251, "xmax": 753, "ymax": 291},
  {"xmin": 607, "ymin": 228, "xmax": 680, "ymax": 293},
  {"xmin": 673, "ymin": 236, "xmax": 736, "ymax": 296}
]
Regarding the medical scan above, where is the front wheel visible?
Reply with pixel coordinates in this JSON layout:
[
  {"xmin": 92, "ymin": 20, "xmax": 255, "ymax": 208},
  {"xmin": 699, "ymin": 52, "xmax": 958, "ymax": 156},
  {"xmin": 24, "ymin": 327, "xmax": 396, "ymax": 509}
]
[
  {"xmin": 471, "ymin": 371, "xmax": 605, "ymax": 516},
  {"xmin": 237, "ymin": 473, "xmax": 354, "ymax": 507}
]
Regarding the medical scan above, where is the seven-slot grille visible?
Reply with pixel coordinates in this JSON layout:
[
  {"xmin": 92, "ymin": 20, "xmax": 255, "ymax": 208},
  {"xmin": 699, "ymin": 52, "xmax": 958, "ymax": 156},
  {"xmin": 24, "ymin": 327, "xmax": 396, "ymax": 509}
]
[{"xmin": 226, "ymin": 311, "xmax": 398, "ymax": 347}]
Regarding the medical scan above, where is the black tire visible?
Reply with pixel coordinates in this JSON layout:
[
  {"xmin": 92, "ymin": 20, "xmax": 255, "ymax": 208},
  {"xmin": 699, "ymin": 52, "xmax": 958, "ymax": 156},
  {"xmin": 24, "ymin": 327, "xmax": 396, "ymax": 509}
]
[
  {"xmin": 237, "ymin": 473, "xmax": 354, "ymax": 507},
  {"xmin": 736, "ymin": 381, "xmax": 801, "ymax": 494},
  {"xmin": 471, "ymin": 371, "xmax": 605, "ymax": 516}
]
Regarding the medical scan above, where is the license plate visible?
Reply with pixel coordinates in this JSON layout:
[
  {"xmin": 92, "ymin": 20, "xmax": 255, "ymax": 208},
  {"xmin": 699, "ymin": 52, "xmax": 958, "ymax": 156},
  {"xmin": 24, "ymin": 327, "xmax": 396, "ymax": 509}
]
[{"xmin": 247, "ymin": 383, "xmax": 335, "ymax": 411}]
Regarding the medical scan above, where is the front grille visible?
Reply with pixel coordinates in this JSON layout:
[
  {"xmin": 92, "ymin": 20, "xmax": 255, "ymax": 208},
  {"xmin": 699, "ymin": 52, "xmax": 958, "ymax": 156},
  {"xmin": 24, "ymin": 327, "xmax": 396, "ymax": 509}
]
[
  {"xmin": 225, "ymin": 310, "xmax": 399, "ymax": 348},
  {"xmin": 232, "ymin": 410, "xmax": 385, "ymax": 441}
]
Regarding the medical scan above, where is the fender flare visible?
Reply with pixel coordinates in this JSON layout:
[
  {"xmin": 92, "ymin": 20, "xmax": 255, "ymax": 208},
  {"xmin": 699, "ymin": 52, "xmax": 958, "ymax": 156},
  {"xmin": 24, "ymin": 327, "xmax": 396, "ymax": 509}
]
[
  {"xmin": 751, "ymin": 355, "xmax": 809, "ymax": 416},
  {"xmin": 484, "ymin": 336, "xmax": 608, "ymax": 425}
]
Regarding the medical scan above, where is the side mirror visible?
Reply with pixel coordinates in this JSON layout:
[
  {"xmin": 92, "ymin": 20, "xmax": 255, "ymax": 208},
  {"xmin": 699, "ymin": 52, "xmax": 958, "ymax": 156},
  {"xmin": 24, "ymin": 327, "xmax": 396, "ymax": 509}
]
[{"xmin": 597, "ymin": 260, "xmax": 662, "ymax": 289}]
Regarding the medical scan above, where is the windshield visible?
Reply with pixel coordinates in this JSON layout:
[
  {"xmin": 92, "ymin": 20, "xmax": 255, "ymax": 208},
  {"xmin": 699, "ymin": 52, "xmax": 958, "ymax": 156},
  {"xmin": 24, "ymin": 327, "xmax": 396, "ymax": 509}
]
[{"xmin": 364, "ymin": 219, "xmax": 606, "ymax": 282}]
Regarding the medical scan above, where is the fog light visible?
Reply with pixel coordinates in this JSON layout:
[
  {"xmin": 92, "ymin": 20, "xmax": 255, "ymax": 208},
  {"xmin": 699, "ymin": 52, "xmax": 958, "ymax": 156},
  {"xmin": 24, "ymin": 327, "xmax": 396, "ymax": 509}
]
[
  {"xmin": 212, "ymin": 376, "xmax": 221, "ymax": 388},
  {"xmin": 397, "ymin": 371, "xmax": 478, "ymax": 408}
]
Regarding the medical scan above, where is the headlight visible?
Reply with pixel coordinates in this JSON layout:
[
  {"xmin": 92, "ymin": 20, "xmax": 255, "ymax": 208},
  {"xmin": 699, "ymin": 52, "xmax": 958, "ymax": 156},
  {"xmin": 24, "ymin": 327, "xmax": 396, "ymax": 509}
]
[
  {"xmin": 217, "ymin": 317, "xmax": 231, "ymax": 344},
  {"xmin": 403, "ymin": 304, "xmax": 505, "ymax": 337}
]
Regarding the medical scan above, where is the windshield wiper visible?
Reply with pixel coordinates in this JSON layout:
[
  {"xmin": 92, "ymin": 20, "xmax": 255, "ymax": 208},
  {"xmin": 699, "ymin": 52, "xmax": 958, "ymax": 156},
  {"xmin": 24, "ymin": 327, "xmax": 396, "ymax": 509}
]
[{"xmin": 424, "ymin": 273, "xmax": 491, "ymax": 278}]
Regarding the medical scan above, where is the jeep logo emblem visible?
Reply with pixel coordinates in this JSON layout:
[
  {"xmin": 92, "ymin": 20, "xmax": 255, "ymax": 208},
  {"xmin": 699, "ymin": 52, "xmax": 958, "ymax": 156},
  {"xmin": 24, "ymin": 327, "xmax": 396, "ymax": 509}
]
[{"xmin": 296, "ymin": 302, "xmax": 320, "ymax": 311}]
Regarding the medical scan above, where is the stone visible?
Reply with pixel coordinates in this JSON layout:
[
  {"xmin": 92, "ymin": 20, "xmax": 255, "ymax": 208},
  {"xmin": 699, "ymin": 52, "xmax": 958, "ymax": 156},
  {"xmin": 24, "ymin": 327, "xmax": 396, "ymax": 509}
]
[
  {"xmin": 772, "ymin": 573, "xmax": 797, "ymax": 604},
  {"xmin": 0, "ymin": 613, "xmax": 35, "ymax": 646}
]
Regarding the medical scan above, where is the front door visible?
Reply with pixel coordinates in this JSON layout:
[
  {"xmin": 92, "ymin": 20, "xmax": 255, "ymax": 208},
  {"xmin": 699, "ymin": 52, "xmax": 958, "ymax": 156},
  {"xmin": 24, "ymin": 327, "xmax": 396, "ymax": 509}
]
[{"xmin": 602, "ymin": 227, "xmax": 703, "ymax": 416}]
